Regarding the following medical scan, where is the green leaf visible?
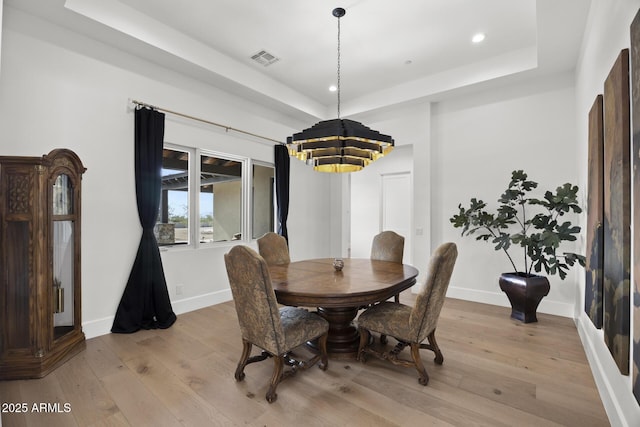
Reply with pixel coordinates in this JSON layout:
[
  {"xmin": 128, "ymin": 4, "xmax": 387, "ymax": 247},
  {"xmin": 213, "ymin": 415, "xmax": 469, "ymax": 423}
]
[{"xmin": 492, "ymin": 233, "xmax": 511, "ymax": 251}]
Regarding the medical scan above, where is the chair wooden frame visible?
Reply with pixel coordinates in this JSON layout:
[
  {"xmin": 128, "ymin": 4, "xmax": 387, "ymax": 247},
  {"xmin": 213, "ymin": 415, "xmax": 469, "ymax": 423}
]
[
  {"xmin": 357, "ymin": 242, "xmax": 457, "ymax": 386},
  {"xmin": 234, "ymin": 335, "xmax": 328, "ymax": 403},
  {"xmin": 225, "ymin": 245, "xmax": 328, "ymax": 403},
  {"xmin": 357, "ymin": 330, "xmax": 442, "ymax": 386}
]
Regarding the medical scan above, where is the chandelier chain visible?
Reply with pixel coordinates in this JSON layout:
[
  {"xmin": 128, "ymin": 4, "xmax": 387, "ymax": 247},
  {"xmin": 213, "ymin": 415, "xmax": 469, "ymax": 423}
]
[{"xmin": 337, "ymin": 14, "xmax": 341, "ymax": 119}]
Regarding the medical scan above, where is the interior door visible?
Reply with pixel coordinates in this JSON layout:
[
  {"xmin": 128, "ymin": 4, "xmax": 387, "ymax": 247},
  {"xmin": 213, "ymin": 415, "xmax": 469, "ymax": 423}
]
[{"xmin": 381, "ymin": 172, "xmax": 412, "ymax": 263}]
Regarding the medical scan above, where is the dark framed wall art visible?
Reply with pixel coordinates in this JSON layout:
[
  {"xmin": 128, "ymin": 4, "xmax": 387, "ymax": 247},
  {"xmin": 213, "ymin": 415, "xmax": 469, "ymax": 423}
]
[
  {"xmin": 585, "ymin": 94, "xmax": 604, "ymax": 329},
  {"xmin": 630, "ymin": 9, "xmax": 640, "ymax": 402},
  {"xmin": 602, "ymin": 48, "xmax": 631, "ymax": 376}
]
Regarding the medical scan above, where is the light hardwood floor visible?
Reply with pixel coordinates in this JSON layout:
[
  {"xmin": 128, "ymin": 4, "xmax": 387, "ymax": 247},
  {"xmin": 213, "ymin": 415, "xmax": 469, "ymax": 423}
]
[{"xmin": 0, "ymin": 297, "xmax": 609, "ymax": 426}]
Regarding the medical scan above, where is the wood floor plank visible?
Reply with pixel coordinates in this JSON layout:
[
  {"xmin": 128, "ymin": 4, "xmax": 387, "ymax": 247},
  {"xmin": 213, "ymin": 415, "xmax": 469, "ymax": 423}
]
[
  {"xmin": 84, "ymin": 411, "xmax": 130, "ymax": 427},
  {"xmin": 352, "ymin": 370, "xmax": 513, "ymax": 426},
  {"xmin": 98, "ymin": 368, "xmax": 178, "ymax": 427},
  {"xmin": 298, "ymin": 359, "xmax": 453, "ymax": 426},
  {"xmin": 122, "ymin": 354, "xmax": 234, "ymax": 426},
  {"xmin": 5, "ymin": 372, "xmax": 77, "ymax": 427},
  {"xmin": 0, "ymin": 380, "xmax": 27, "ymax": 427},
  {"xmin": 0, "ymin": 298, "xmax": 609, "ymax": 426},
  {"xmin": 53, "ymin": 351, "xmax": 121, "ymax": 426},
  {"xmin": 82, "ymin": 338, "xmax": 127, "ymax": 380}
]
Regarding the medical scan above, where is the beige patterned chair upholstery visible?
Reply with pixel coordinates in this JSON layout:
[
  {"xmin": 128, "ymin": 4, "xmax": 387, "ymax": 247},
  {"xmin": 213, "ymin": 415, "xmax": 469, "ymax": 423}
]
[
  {"xmin": 224, "ymin": 245, "xmax": 329, "ymax": 403},
  {"xmin": 357, "ymin": 242, "xmax": 457, "ymax": 385},
  {"xmin": 371, "ymin": 230, "xmax": 405, "ymax": 304},
  {"xmin": 371, "ymin": 230, "xmax": 405, "ymax": 263},
  {"xmin": 257, "ymin": 232, "xmax": 291, "ymax": 265}
]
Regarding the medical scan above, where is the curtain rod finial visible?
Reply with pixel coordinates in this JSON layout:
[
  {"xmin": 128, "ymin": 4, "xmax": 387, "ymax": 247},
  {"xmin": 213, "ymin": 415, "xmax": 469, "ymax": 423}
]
[{"xmin": 127, "ymin": 98, "xmax": 136, "ymax": 114}]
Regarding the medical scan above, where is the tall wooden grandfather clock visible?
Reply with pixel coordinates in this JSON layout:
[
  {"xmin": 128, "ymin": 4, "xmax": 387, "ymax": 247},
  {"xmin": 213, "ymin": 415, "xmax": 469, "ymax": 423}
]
[{"xmin": 0, "ymin": 149, "xmax": 86, "ymax": 379}]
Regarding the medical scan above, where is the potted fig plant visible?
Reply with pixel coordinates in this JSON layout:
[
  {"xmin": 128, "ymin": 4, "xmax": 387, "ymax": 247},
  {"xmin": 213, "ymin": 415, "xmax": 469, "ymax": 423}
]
[{"xmin": 450, "ymin": 170, "xmax": 586, "ymax": 323}]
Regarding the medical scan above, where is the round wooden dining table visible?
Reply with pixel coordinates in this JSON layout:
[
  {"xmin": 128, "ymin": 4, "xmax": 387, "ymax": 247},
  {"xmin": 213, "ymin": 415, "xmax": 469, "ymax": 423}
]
[{"xmin": 268, "ymin": 258, "xmax": 419, "ymax": 358}]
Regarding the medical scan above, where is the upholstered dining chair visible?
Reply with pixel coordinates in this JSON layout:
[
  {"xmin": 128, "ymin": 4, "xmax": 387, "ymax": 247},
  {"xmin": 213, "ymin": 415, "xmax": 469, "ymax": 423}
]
[
  {"xmin": 257, "ymin": 231, "xmax": 290, "ymax": 265},
  {"xmin": 371, "ymin": 230, "xmax": 405, "ymax": 303},
  {"xmin": 357, "ymin": 242, "xmax": 457, "ymax": 386},
  {"xmin": 224, "ymin": 245, "xmax": 329, "ymax": 403}
]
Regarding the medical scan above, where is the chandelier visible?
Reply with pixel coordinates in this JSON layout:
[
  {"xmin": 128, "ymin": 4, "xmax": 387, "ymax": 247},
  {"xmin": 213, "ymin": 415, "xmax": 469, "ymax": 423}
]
[{"xmin": 286, "ymin": 7, "xmax": 394, "ymax": 173}]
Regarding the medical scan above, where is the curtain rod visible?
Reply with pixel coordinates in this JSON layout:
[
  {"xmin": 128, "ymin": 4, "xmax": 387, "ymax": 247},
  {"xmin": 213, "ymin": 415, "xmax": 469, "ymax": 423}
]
[{"xmin": 130, "ymin": 99, "xmax": 283, "ymax": 145}]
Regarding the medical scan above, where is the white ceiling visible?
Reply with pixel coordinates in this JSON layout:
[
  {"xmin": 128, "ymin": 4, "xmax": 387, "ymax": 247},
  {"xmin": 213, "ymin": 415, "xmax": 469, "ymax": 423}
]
[{"xmin": 4, "ymin": 0, "xmax": 591, "ymax": 121}]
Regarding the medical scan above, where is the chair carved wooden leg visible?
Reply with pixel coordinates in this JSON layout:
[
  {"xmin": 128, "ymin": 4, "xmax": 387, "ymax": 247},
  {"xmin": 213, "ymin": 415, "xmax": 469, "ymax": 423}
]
[
  {"xmin": 266, "ymin": 356, "xmax": 285, "ymax": 403},
  {"xmin": 410, "ymin": 342, "xmax": 429, "ymax": 386},
  {"xmin": 424, "ymin": 330, "xmax": 444, "ymax": 365},
  {"xmin": 357, "ymin": 327, "xmax": 370, "ymax": 361},
  {"xmin": 234, "ymin": 340, "xmax": 252, "ymax": 381},
  {"xmin": 317, "ymin": 332, "xmax": 329, "ymax": 370}
]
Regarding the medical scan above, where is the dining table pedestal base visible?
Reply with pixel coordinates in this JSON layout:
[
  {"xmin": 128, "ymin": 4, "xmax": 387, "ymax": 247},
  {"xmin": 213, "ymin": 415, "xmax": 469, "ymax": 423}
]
[{"xmin": 308, "ymin": 306, "xmax": 361, "ymax": 359}]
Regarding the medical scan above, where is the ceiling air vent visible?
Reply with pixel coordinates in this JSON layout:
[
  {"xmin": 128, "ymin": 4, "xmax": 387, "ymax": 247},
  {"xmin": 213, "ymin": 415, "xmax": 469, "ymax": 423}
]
[{"xmin": 251, "ymin": 50, "xmax": 279, "ymax": 67}]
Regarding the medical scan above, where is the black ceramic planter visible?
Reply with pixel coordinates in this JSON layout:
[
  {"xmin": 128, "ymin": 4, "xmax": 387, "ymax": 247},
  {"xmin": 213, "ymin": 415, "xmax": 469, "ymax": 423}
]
[{"xmin": 498, "ymin": 272, "xmax": 550, "ymax": 323}]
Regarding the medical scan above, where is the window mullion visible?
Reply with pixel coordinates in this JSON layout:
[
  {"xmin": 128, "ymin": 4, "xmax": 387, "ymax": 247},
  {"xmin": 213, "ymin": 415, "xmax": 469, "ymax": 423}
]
[
  {"xmin": 192, "ymin": 147, "xmax": 201, "ymax": 247},
  {"xmin": 244, "ymin": 159, "xmax": 251, "ymax": 242}
]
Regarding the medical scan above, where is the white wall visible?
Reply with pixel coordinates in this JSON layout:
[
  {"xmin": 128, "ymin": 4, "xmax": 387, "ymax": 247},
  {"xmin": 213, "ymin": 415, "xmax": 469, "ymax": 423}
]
[
  {"xmin": 575, "ymin": 1, "xmax": 640, "ymax": 425},
  {"xmin": 431, "ymin": 72, "xmax": 581, "ymax": 316},
  {"xmin": 0, "ymin": 7, "xmax": 333, "ymax": 337},
  {"xmin": 0, "ymin": 0, "xmax": 3, "ymax": 77}
]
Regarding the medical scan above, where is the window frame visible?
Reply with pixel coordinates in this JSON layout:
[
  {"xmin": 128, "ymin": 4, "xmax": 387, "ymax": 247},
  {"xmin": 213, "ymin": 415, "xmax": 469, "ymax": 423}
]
[
  {"xmin": 196, "ymin": 148, "xmax": 246, "ymax": 247},
  {"xmin": 160, "ymin": 143, "xmax": 193, "ymax": 247},
  {"xmin": 160, "ymin": 142, "xmax": 274, "ymax": 250}
]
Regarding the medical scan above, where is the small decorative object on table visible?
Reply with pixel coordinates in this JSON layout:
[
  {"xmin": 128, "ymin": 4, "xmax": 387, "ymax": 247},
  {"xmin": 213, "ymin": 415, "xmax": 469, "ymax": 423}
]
[{"xmin": 333, "ymin": 258, "xmax": 344, "ymax": 271}]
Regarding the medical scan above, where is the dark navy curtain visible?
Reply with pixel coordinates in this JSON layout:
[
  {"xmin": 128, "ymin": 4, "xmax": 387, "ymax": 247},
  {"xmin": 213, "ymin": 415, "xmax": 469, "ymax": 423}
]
[
  {"xmin": 112, "ymin": 107, "xmax": 177, "ymax": 333},
  {"xmin": 274, "ymin": 144, "xmax": 290, "ymax": 241}
]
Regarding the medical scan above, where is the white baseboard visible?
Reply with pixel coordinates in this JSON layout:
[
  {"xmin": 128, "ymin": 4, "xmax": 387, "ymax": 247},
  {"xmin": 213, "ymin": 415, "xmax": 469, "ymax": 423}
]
[
  {"xmin": 576, "ymin": 313, "xmax": 633, "ymax": 427},
  {"xmin": 82, "ymin": 289, "xmax": 233, "ymax": 339},
  {"xmin": 171, "ymin": 289, "xmax": 233, "ymax": 315},
  {"xmin": 445, "ymin": 285, "xmax": 574, "ymax": 318},
  {"xmin": 445, "ymin": 286, "xmax": 511, "ymax": 308},
  {"xmin": 82, "ymin": 315, "xmax": 116, "ymax": 339}
]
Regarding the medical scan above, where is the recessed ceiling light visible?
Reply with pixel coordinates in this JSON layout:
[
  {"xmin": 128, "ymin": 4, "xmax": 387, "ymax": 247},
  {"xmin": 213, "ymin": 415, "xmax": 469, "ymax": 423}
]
[
  {"xmin": 329, "ymin": 85, "xmax": 337, "ymax": 92},
  {"xmin": 472, "ymin": 33, "xmax": 485, "ymax": 43}
]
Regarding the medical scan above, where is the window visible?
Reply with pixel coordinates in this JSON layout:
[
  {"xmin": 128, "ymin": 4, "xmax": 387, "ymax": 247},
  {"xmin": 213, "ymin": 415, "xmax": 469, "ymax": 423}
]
[
  {"xmin": 157, "ymin": 144, "xmax": 274, "ymax": 247},
  {"xmin": 199, "ymin": 153, "xmax": 242, "ymax": 243},
  {"xmin": 159, "ymin": 147, "xmax": 190, "ymax": 245}
]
